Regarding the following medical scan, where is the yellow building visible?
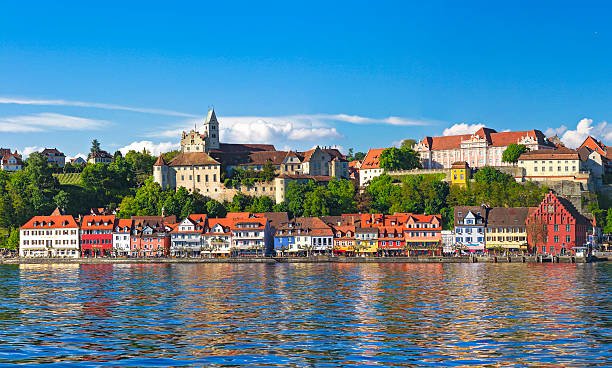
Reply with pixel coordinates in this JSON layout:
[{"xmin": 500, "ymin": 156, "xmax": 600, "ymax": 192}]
[
  {"xmin": 485, "ymin": 207, "xmax": 534, "ymax": 253},
  {"xmin": 355, "ymin": 227, "xmax": 378, "ymax": 256},
  {"xmin": 451, "ymin": 161, "xmax": 470, "ymax": 186}
]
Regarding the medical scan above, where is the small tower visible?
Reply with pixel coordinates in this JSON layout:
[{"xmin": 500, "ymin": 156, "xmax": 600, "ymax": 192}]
[
  {"xmin": 153, "ymin": 154, "xmax": 170, "ymax": 189},
  {"xmin": 203, "ymin": 108, "xmax": 220, "ymax": 151}
]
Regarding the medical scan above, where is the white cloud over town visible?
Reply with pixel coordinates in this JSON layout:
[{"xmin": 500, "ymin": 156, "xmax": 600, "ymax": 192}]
[
  {"xmin": 118, "ymin": 140, "xmax": 180, "ymax": 156},
  {"xmin": 442, "ymin": 123, "xmax": 485, "ymax": 136},
  {"xmin": 0, "ymin": 113, "xmax": 109, "ymax": 133},
  {"xmin": 545, "ymin": 118, "xmax": 611, "ymax": 148},
  {"xmin": 148, "ymin": 113, "xmax": 430, "ymax": 149},
  {"xmin": 0, "ymin": 96, "xmax": 198, "ymax": 118}
]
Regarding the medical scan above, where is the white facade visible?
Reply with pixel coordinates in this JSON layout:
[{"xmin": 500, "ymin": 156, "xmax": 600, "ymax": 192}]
[
  {"xmin": 454, "ymin": 211, "xmax": 486, "ymax": 252},
  {"xmin": 170, "ymin": 218, "xmax": 203, "ymax": 256},
  {"xmin": 20, "ymin": 219, "xmax": 80, "ymax": 258},
  {"xmin": 360, "ymin": 168, "xmax": 384, "ymax": 187},
  {"xmin": 1, "ymin": 155, "xmax": 22, "ymax": 171}
]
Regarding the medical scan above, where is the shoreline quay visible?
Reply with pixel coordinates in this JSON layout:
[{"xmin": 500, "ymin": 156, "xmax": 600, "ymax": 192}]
[{"xmin": 0, "ymin": 255, "xmax": 604, "ymax": 265}]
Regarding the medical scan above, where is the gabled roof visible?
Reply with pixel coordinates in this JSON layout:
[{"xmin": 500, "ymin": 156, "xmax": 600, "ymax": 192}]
[
  {"xmin": 169, "ymin": 152, "xmax": 219, "ymax": 166},
  {"xmin": 518, "ymin": 147, "xmax": 579, "ymax": 161},
  {"xmin": 360, "ymin": 148, "xmax": 386, "ymax": 170},
  {"xmin": 579, "ymin": 135, "xmax": 607, "ymax": 156},
  {"xmin": 81, "ymin": 215, "xmax": 116, "ymax": 230},
  {"xmin": 115, "ymin": 218, "xmax": 133, "ymax": 231},
  {"xmin": 41, "ymin": 148, "xmax": 65, "ymax": 156},
  {"xmin": 486, "ymin": 207, "xmax": 532, "ymax": 227},
  {"xmin": 153, "ymin": 154, "xmax": 167, "ymax": 166},
  {"xmin": 21, "ymin": 215, "xmax": 78, "ymax": 229}
]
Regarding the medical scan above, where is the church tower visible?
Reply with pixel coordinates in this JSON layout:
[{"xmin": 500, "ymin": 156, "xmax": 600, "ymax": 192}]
[{"xmin": 203, "ymin": 108, "xmax": 220, "ymax": 151}]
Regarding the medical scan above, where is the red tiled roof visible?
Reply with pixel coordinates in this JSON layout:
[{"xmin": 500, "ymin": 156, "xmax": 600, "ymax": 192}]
[
  {"xmin": 21, "ymin": 215, "xmax": 78, "ymax": 229},
  {"xmin": 518, "ymin": 147, "xmax": 579, "ymax": 161},
  {"xmin": 81, "ymin": 215, "xmax": 116, "ymax": 230},
  {"xmin": 579, "ymin": 136, "xmax": 607, "ymax": 156},
  {"xmin": 153, "ymin": 155, "xmax": 167, "ymax": 166},
  {"xmin": 360, "ymin": 148, "xmax": 386, "ymax": 169},
  {"xmin": 168, "ymin": 152, "xmax": 219, "ymax": 166}
]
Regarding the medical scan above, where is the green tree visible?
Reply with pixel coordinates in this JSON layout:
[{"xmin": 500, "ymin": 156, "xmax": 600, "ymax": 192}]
[
  {"xmin": 327, "ymin": 179, "xmax": 356, "ymax": 214},
  {"xmin": 4, "ymin": 228, "xmax": 19, "ymax": 250},
  {"xmin": 366, "ymin": 174, "xmax": 402, "ymax": 213},
  {"xmin": 400, "ymin": 139, "xmax": 417, "ymax": 150},
  {"xmin": 53, "ymin": 190, "xmax": 70, "ymax": 211},
  {"xmin": 124, "ymin": 150, "xmax": 156, "ymax": 187},
  {"xmin": 90, "ymin": 139, "xmax": 101, "ymax": 154},
  {"xmin": 248, "ymin": 196, "xmax": 275, "ymax": 213},
  {"xmin": 605, "ymin": 208, "xmax": 612, "ymax": 234},
  {"xmin": 474, "ymin": 166, "xmax": 514, "ymax": 184},
  {"xmin": 303, "ymin": 186, "xmax": 331, "ymax": 217},
  {"xmin": 379, "ymin": 147, "xmax": 421, "ymax": 171},
  {"xmin": 502, "ymin": 144, "xmax": 528, "ymax": 164},
  {"xmin": 206, "ymin": 199, "xmax": 227, "ymax": 218}
]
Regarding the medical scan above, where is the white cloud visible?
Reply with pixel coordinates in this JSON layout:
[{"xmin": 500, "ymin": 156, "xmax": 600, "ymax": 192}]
[
  {"xmin": 442, "ymin": 123, "xmax": 485, "ymax": 136},
  {"xmin": 66, "ymin": 153, "xmax": 87, "ymax": 162},
  {"xmin": 549, "ymin": 118, "xmax": 611, "ymax": 149},
  {"xmin": 0, "ymin": 96, "xmax": 198, "ymax": 118},
  {"xmin": 544, "ymin": 125, "xmax": 568, "ymax": 137},
  {"xmin": 19, "ymin": 146, "xmax": 44, "ymax": 158},
  {"xmin": 118, "ymin": 140, "xmax": 180, "ymax": 156},
  {"xmin": 0, "ymin": 113, "xmax": 109, "ymax": 133},
  {"xmin": 148, "ymin": 112, "xmax": 433, "ymax": 148}
]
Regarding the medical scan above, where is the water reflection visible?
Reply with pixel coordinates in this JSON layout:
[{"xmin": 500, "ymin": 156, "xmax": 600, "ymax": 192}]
[{"xmin": 0, "ymin": 263, "xmax": 607, "ymax": 365}]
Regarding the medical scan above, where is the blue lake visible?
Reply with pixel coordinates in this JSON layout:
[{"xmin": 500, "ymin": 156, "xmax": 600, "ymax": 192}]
[{"xmin": 0, "ymin": 263, "xmax": 609, "ymax": 366}]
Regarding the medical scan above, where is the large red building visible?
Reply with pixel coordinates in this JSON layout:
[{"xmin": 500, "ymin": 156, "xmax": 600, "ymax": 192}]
[
  {"xmin": 80, "ymin": 214, "xmax": 115, "ymax": 257},
  {"xmin": 526, "ymin": 192, "xmax": 591, "ymax": 255}
]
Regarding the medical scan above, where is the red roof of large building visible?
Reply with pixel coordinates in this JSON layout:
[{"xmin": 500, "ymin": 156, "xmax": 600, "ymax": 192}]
[
  {"xmin": 81, "ymin": 215, "xmax": 116, "ymax": 230},
  {"xmin": 360, "ymin": 148, "xmax": 386, "ymax": 170},
  {"xmin": 21, "ymin": 215, "xmax": 79, "ymax": 229},
  {"xmin": 518, "ymin": 147, "xmax": 580, "ymax": 161}
]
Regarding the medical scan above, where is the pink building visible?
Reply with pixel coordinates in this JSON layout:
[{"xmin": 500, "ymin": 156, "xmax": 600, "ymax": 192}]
[{"xmin": 415, "ymin": 127, "xmax": 553, "ymax": 169}]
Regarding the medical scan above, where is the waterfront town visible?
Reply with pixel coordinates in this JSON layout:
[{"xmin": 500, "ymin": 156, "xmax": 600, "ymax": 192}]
[{"xmin": 3, "ymin": 109, "xmax": 612, "ymax": 259}]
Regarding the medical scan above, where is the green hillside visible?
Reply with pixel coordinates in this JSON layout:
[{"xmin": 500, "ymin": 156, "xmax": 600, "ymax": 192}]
[{"xmin": 54, "ymin": 173, "xmax": 82, "ymax": 186}]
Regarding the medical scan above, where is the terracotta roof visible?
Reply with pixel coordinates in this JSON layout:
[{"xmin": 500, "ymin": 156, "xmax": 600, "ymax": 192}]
[
  {"xmin": 296, "ymin": 217, "xmax": 333, "ymax": 236},
  {"xmin": 169, "ymin": 152, "xmax": 219, "ymax": 166},
  {"xmin": 132, "ymin": 216, "xmax": 176, "ymax": 230},
  {"xmin": 21, "ymin": 215, "xmax": 78, "ymax": 229},
  {"xmin": 277, "ymin": 174, "xmax": 334, "ymax": 182},
  {"xmin": 360, "ymin": 148, "xmax": 386, "ymax": 170},
  {"xmin": 349, "ymin": 160, "xmax": 362, "ymax": 169},
  {"xmin": 451, "ymin": 161, "xmax": 469, "ymax": 169},
  {"xmin": 81, "ymin": 215, "xmax": 116, "ymax": 230},
  {"xmin": 212, "ymin": 143, "xmax": 276, "ymax": 154},
  {"xmin": 243, "ymin": 151, "xmax": 288, "ymax": 166},
  {"xmin": 579, "ymin": 136, "xmax": 607, "ymax": 156},
  {"xmin": 153, "ymin": 155, "xmax": 167, "ymax": 166},
  {"xmin": 41, "ymin": 148, "xmax": 65, "ymax": 156},
  {"xmin": 518, "ymin": 147, "xmax": 579, "ymax": 161},
  {"xmin": 1, "ymin": 153, "xmax": 23, "ymax": 165},
  {"xmin": 262, "ymin": 212, "xmax": 289, "ymax": 230},
  {"xmin": 115, "ymin": 218, "xmax": 133, "ymax": 230},
  {"xmin": 486, "ymin": 207, "xmax": 532, "ymax": 227}
]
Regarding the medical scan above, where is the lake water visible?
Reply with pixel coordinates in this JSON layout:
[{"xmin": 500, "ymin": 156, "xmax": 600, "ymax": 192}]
[{"xmin": 0, "ymin": 263, "xmax": 609, "ymax": 366}]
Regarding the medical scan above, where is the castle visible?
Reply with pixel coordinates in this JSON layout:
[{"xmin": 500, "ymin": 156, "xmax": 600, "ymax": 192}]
[{"xmin": 154, "ymin": 109, "xmax": 349, "ymax": 203}]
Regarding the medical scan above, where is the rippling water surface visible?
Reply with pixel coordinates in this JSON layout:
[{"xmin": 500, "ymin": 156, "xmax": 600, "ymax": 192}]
[{"xmin": 0, "ymin": 263, "xmax": 609, "ymax": 366}]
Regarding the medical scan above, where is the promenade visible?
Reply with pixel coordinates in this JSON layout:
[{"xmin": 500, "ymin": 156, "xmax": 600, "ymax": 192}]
[{"xmin": 0, "ymin": 255, "xmax": 599, "ymax": 265}]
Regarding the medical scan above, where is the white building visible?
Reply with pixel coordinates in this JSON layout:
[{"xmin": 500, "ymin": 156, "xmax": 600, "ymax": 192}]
[
  {"xmin": 19, "ymin": 209, "xmax": 80, "ymax": 258},
  {"xmin": 1, "ymin": 151, "xmax": 23, "ymax": 172},
  {"xmin": 359, "ymin": 148, "xmax": 386, "ymax": 187},
  {"xmin": 170, "ymin": 214, "xmax": 207, "ymax": 257},
  {"xmin": 454, "ymin": 206, "xmax": 487, "ymax": 253},
  {"xmin": 230, "ymin": 217, "xmax": 270, "ymax": 256},
  {"xmin": 41, "ymin": 148, "xmax": 66, "ymax": 168},
  {"xmin": 112, "ymin": 218, "xmax": 132, "ymax": 257}
]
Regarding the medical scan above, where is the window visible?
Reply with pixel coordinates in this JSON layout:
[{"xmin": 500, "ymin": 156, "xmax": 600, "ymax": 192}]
[
  {"xmin": 554, "ymin": 225, "xmax": 559, "ymax": 231},
  {"xmin": 554, "ymin": 236, "xmax": 559, "ymax": 243},
  {"xmin": 534, "ymin": 167, "xmax": 538, "ymax": 172},
  {"xmin": 197, "ymin": 175, "xmax": 200, "ymax": 182}
]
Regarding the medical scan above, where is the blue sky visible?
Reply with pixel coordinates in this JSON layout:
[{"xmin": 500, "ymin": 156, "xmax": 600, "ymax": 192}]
[{"xmin": 1, "ymin": 0, "xmax": 610, "ymax": 158}]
